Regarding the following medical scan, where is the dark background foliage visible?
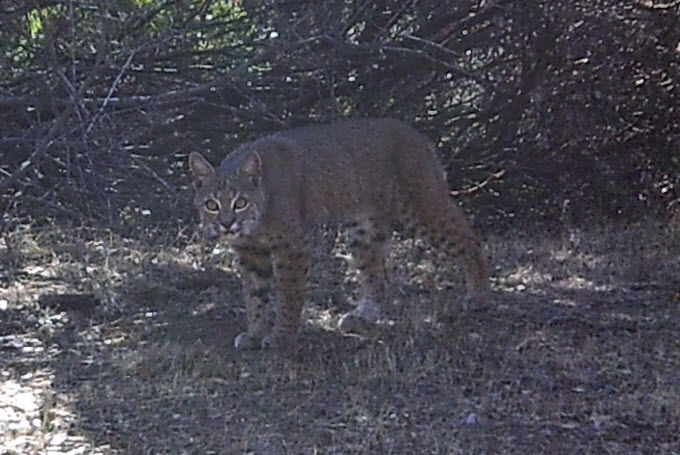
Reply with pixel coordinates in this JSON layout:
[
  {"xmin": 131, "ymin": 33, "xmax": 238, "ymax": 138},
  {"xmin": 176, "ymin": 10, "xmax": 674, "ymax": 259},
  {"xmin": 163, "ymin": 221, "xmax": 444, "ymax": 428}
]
[{"xmin": 1, "ymin": 0, "xmax": 678, "ymax": 235}]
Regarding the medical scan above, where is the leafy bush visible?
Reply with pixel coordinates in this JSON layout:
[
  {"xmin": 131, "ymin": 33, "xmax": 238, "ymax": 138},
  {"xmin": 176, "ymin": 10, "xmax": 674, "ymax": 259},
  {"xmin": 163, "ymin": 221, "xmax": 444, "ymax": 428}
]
[{"xmin": 1, "ymin": 0, "xmax": 678, "ymax": 233}]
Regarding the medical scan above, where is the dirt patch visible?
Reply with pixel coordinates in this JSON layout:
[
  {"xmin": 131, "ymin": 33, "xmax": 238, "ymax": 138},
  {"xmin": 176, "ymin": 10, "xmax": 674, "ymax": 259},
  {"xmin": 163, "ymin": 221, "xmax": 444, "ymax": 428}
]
[{"xmin": 1, "ymin": 222, "xmax": 679, "ymax": 454}]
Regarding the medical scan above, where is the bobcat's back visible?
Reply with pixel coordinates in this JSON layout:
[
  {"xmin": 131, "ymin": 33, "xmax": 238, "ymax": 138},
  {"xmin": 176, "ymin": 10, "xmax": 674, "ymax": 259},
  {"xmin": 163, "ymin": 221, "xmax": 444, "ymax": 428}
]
[{"xmin": 228, "ymin": 118, "xmax": 447, "ymax": 231}]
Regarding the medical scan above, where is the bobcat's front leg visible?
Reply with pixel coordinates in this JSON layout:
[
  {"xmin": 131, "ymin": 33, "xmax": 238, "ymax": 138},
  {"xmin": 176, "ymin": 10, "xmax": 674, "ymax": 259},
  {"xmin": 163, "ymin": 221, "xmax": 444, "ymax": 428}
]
[
  {"xmin": 339, "ymin": 220, "xmax": 388, "ymax": 333},
  {"xmin": 261, "ymin": 244, "xmax": 310, "ymax": 350},
  {"xmin": 233, "ymin": 246, "xmax": 274, "ymax": 350}
]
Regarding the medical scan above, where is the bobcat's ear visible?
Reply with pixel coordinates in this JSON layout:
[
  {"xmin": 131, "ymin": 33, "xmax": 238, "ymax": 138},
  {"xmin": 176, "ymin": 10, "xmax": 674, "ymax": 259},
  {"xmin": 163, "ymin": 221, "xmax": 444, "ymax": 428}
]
[
  {"xmin": 240, "ymin": 151, "xmax": 262, "ymax": 180},
  {"xmin": 189, "ymin": 152, "xmax": 215, "ymax": 187}
]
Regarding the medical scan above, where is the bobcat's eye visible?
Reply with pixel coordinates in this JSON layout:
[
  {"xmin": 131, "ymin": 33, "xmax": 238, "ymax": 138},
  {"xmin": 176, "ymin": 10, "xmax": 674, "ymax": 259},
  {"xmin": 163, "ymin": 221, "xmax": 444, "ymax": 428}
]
[
  {"xmin": 233, "ymin": 197, "xmax": 248, "ymax": 211},
  {"xmin": 204, "ymin": 199, "xmax": 220, "ymax": 212}
]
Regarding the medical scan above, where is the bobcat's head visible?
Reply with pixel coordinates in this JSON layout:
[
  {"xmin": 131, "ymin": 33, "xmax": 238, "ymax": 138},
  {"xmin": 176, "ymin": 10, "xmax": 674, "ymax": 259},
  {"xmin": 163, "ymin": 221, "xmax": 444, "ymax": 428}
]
[{"xmin": 189, "ymin": 150, "xmax": 265, "ymax": 241}]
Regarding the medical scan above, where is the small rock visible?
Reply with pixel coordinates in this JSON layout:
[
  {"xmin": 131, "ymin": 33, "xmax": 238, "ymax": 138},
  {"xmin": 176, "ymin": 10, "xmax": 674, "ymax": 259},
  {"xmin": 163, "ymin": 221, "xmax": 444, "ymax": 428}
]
[{"xmin": 461, "ymin": 412, "xmax": 479, "ymax": 426}]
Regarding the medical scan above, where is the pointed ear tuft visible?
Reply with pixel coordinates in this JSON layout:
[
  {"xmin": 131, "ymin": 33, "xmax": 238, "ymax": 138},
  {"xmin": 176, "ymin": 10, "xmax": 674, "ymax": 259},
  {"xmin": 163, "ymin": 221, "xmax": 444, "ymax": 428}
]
[
  {"xmin": 240, "ymin": 151, "xmax": 262, "ymax": 179},
  {"xmin": 189, "ymin": 152, "xmax": 215, "ymax": 186}
]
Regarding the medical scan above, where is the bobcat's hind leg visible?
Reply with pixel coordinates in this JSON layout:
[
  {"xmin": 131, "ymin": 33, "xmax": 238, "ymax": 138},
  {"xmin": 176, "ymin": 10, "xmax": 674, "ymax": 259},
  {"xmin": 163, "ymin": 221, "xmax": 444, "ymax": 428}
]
[
  {"xmin": 421, "ymin": 204, "xmax": 490, "ymax": 309},
  {"xmin": 234, "ymin": 246, "xmax": 275, "ymax": 350},
  {"xmin": 339, "ymin": 219, "xmax": 389, "ymax": 333}
]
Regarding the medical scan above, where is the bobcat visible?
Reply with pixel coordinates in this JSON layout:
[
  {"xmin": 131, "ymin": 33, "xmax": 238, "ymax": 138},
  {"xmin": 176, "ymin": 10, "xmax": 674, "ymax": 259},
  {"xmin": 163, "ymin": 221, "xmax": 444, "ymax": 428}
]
[{"xmin": 189, "ymin": 118, "xmax": 489, "ymax": 350}]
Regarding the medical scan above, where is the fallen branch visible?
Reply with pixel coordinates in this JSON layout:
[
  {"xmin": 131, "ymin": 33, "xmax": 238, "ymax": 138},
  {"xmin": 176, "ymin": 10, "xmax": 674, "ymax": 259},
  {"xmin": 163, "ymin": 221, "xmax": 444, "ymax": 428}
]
[
  {"xmin": 634, "ymin": 0, "xmax": 680, "ymax": 10},
  {"xmin": 450, "ymin": 169, "xmax": 506, "ymax": 196}
]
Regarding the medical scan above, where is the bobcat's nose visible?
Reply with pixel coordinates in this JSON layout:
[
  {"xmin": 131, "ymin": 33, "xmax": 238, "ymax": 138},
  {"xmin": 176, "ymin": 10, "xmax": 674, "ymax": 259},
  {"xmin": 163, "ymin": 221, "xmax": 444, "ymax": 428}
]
[{"xmin": 219, "ymin": 218, "xmax": 237, "ymax": 234}]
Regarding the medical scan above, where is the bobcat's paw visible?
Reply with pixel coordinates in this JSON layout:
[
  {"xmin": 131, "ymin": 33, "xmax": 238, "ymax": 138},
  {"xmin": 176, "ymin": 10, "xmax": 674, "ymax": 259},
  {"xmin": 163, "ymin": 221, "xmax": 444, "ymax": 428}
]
[
  {"xmin": 261, "ymin": 330, "xmax": 298, "ymax": 351},
  {"xmin": 234, "ymin": 331, "xmax": 263, "ymax": 350},
  {"xmin": 338, "ymin": 298, "xmax": 381, "ymax": 334}
]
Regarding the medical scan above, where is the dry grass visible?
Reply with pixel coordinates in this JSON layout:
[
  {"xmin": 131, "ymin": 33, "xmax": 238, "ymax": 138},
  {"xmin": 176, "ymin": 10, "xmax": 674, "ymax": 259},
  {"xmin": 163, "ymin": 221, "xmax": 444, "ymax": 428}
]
[{"xmin": 1, "ymin": 220, "xmax": 680, "ymax": 454}]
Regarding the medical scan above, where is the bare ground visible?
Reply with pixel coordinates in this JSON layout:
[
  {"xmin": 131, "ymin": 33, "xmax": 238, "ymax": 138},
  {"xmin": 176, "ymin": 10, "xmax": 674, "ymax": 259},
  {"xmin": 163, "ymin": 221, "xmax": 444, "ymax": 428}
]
[{"xmin": 1, "ymin": 221, "xmax": 679, "ymax": 454}]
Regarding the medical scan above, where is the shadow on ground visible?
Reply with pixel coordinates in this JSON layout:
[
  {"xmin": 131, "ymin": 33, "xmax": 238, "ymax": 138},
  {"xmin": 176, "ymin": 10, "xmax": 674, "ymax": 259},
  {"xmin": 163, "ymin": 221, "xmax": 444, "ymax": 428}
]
[{"xmin": 2, "ymin": 224, "xmax": 680, "ymax": 454}]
